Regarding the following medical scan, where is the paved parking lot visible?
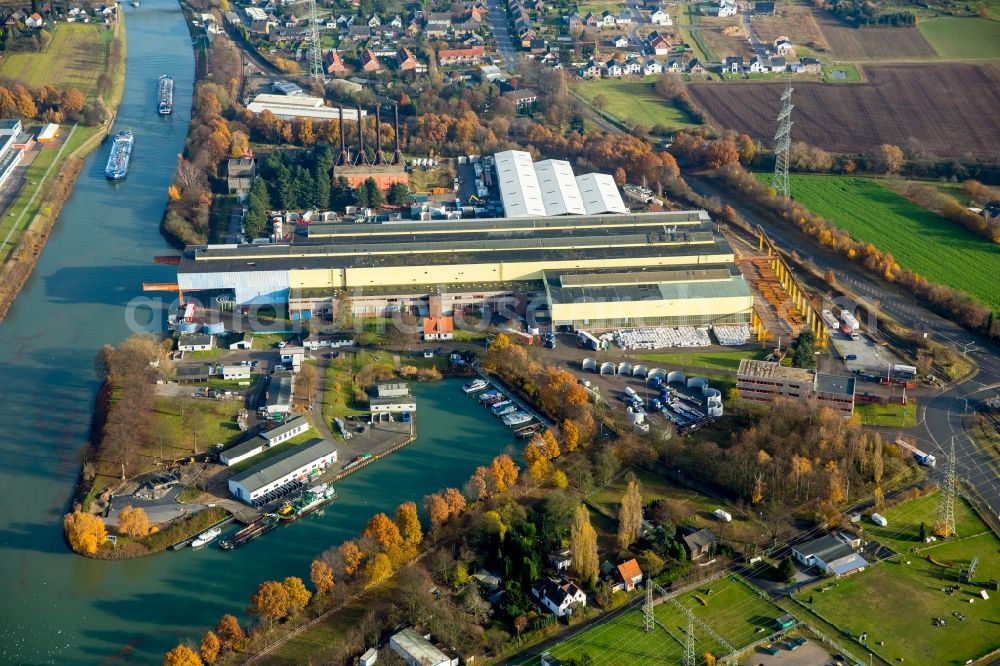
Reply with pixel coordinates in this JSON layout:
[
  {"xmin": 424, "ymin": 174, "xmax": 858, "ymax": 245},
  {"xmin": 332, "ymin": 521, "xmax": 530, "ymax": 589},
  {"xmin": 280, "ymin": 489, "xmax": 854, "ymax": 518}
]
[{"xmin": 828, "ymin": 329, "xmax": 901, "ymax": 375}]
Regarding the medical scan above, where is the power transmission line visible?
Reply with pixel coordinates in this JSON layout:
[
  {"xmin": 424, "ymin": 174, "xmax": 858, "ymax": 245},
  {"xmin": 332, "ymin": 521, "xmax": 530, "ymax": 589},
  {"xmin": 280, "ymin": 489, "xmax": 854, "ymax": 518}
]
[
  {"xmin": 772, "ymin": 82, "xmax": 793, "ymax": 198},
  {"xmin": 307, "ymin": 0, "xmax": 326, "ymax": 84}
]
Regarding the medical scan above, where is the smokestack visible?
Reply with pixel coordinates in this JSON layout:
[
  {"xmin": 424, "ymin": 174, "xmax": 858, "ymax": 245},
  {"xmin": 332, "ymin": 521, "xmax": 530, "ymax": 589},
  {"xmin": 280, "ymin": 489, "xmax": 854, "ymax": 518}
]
[
  {"xmin": 337, "ymin": 107, "xmax": 349, "ymax": 166},
  {"xmin": 374, "ymin": 106, "xmax": 384, "ymax": 166},
  {"xmin": 356, "ymin": 105, "xmax": 369, "ymax": 165},
  {"xmin": 392, "ymin": 103, "xmax": 402, "ymax": 165}
]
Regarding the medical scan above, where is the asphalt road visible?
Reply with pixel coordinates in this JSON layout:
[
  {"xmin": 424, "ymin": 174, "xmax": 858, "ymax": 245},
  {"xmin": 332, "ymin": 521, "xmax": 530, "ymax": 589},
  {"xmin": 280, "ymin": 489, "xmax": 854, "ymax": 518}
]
[{"xmin": 486, "ymin": 0, "xmax": 522, "ymax": 70}]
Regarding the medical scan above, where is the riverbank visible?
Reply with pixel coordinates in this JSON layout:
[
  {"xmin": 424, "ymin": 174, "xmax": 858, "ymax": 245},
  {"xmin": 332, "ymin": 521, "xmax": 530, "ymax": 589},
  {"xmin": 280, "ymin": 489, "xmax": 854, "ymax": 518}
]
[{"xmin": 0, "ymin": 14, "xmax": 127, "ymax": 322}]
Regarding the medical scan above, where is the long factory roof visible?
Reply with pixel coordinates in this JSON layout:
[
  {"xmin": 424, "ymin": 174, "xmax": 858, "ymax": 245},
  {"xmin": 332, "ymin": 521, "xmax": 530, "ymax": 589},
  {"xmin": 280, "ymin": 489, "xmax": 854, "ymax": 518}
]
[{"xmin": 543, "ymin": 265, "xmax": 752, "ymax": 304}]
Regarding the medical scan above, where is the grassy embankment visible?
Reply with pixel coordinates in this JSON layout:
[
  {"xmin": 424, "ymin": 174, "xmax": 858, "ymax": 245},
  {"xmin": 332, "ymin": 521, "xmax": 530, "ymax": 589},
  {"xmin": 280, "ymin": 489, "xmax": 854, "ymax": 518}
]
[
  {"xmin": 634, "ymin": 349, "xmax": 768, "ymax": 372},
  {"xmin": 754, "ymin": 174, "xmax": 1000, "ymax": 310}
]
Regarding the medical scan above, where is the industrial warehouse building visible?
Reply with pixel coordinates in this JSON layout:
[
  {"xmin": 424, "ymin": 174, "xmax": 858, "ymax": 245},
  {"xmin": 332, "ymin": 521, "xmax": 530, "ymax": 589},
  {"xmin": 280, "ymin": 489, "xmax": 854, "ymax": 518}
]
[
  {"xmin": 736, "ymin": 359, "xmax": 856, "ymax": 416},
  {"xmin": 493, "ymin": 150, "xmax": 627, "ymax": 217},
  {"xmin": 175, "ymin": 210, "xmax": 754, "ymax": 331},
  {"xmin": 245, "ymin": 94, "xmax": 366, "ymax": 122},
  {"xmin": 227, "ymin": 438, "xmax": 338, "ymax": 502}
]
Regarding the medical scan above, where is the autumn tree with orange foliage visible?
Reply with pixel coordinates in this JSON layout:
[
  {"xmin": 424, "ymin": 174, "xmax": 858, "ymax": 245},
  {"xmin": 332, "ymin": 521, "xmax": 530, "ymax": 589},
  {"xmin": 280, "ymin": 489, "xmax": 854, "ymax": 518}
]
[
  {"xmin": 425, "ymin": 492, "xmax": 451, "ymax": 528},
  {"xmin": 249, "ymin": 580, "xmax": 289, "ymax": 625},
  {"xmin": 395, "ymin": 501, "xmax": 423, "ymax": 545},
  {"xmin": 215, "ymin": 614, "xmax": 244, "ymax": 652},
  {"xmin": 117, "ymin": 505, "xmax": 151, "ymax": 537},
  {"xmin": 364, "ymin": 552, "xmax": 393, "ymax": 587},
  {"xmin": 281, "ymin": 576, "xmax": 312, "ymax": 615},
  {"xmin": 199, "ymin": 631, "xmax": 219, "ymax": 665},
  {"xmin": 363, "ymin": 513, "xmax": 404, "ymax": 551},
  {"xmin": 310, "ymin": 559, "xmax": 335, "ymax": 596},
  {"xmin": 561, "ymin": 419, "xmax": 580, "ymax": 452},
  {"xmin": 164, "ymin": 644, "xmax": 202, "ymax": 666},
  {"xmin": 64, "ymin": 509, "xmax": 107, "ymax": 555},
  {"xmin": 490, "ymin": 454, "xmax": 520, "ymax": 492}
]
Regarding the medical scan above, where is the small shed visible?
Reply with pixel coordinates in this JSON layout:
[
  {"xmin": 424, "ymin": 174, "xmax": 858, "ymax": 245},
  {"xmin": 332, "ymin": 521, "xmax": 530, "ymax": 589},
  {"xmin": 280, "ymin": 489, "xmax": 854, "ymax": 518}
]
[
  {"xmin": 359, "ymin": 647, "xmax": 378, "ymax": 666},
  {"xmin": 37, "ymin": 123, "xmax": 59, "ymax": 143},
  {"xmin": 774, "ymin": 613, "xmax": 796, "ymax": 630}
]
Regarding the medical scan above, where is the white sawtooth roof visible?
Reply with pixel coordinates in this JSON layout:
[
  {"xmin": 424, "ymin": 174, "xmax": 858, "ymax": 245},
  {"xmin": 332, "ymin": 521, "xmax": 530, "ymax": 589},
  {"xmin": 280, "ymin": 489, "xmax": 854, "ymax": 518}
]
[
  {"xmin": 494, "ymin": 150, "xmax": 547, "ymax": 218},
  {"xmin": 575, "ymin": 172, "xmax": 628, "ymax": 214},
  {"xmin": 533, "ymin": 159, "xmax": 586, "ymax": 215}
]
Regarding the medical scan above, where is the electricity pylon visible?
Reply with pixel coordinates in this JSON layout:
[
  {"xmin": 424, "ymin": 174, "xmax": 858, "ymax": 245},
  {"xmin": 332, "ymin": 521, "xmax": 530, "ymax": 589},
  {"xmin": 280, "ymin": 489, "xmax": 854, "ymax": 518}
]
[
  {"xmin": 307, "ymin": 0, "xmax": 325, "ymax": 84},
  {"xmin": 935, "ymin": 438, "xmax": 957, "ymax": 538},
  {"xmin": 772, "ymin": 82, "xmax": 793, "ymax": 198}
]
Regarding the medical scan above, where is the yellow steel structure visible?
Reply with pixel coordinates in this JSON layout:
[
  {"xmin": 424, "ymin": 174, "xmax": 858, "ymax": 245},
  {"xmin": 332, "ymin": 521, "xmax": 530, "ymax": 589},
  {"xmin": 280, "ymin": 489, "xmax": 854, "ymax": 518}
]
[{"xmin": 756, "ymin": 226, "xmax": 828, "ymax": 346}]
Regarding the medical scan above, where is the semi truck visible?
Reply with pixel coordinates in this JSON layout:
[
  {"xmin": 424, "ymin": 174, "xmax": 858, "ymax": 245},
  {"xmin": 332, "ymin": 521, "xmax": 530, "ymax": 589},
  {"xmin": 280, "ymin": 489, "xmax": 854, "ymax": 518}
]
[{"xmin": 894, "ymin": 439, "xmax": 937, "ymax": 467}]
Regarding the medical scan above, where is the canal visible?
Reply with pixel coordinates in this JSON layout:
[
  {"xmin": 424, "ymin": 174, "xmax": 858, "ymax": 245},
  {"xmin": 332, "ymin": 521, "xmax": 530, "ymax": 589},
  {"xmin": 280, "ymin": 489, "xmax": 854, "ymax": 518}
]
[{"xmin": 0, "ymin": 4, "xmax": 517, "ymax": 664}]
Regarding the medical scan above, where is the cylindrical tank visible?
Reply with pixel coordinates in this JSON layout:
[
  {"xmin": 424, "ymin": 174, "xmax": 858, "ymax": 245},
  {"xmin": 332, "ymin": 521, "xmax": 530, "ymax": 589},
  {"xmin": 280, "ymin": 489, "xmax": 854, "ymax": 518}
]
[
  {"xmin": 178, "ymin": 319, "xmax": 198, "ymax": 333},
  {"xmin": 204, "ymin": 321, "xmax": 225, "ymax": 335}
]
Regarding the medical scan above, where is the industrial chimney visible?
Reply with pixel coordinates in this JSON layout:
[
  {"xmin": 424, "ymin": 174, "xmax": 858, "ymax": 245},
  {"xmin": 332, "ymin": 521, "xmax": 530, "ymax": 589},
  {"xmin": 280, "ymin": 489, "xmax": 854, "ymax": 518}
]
[
  {"xmin": 356, "ymin": 105, "xmax": 369, "ymax": 165},
  {"xmin": 337, "ymin": 107, "xmax": 349, "ymax": 166},
  {"xmin": 374, "ymin": 106, "xmax": 384, "ymax": 166},
  {"xmin": 392, "ymin": 103, "xmax": 402, "ymax": 165}
]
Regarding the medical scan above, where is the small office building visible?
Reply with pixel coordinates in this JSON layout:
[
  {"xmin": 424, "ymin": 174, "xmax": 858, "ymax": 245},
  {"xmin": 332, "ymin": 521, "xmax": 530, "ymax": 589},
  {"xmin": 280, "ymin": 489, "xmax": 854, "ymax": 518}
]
[{"xmin": 227, "ymin": 438, "xmax": 337, "ymax": 502}]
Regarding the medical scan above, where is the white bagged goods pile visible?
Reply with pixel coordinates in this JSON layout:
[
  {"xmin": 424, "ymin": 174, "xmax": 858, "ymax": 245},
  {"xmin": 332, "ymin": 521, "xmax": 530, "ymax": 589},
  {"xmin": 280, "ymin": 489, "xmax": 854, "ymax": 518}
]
[
  {"xmin": 612, "ymin": 327, "xmax": 711, "ymax": 350},
  {"xmin": 712, "ymin": 324, "xmax": 750, "ymax": 346}
]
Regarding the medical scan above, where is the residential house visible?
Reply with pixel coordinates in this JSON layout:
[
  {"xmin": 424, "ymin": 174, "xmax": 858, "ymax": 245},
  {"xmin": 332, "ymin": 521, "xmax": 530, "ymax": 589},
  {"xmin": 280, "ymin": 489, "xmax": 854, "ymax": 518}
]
[
  {"xmin": 453, "ymin": 15, "xmax": 481, "ymax": 35},
  {"xmin": 615, "ymin": 10, "xmax": 632, "ymax": 24},
  {"xmin": 687, "ymin": 58, "xmax": 706, "ymax": 74},
  {"xmin": 178, "ymin": 333, "xmax": 214, "ymax": 352},
  {"xmin": 623, "ymin": 57, "xmax": 642, "ymax": 75},
  {"xmin": 548, "ymin": 549, "xmax": 572, "ymax": 572},
  {"xmin": 582, "ymin": 11, "xmax": 598, "ymax": 26},
  {"xmin": 774, "ymin": 37, "xmax": 794, "ymax": 56},
  {"xmin": 665, "ymin": 58, "xmax": 684, "ymax": 72},
  {"xmin": 396, "ymin": 46, "xmax": 421, "ymax": 71},
  {"xmin": 325, "ymin": 50, "xmax": 347, "ymax": 75},
  {"xmin": 26, "ymin": 12, "xmax": 43, "ymax": 28},
  {"xmin": 650, "ymin": 8, "xmax": 671, "ymax": 25},
  {"xmin": 566, "ymin": 12, "xmax": 582, "ymax": 28},
  {"xmin": 797, "ymin": 56, "xmax": 821, "ymax": 74},
  {"xmin": 389, "ymin": 14, "xmax": 403, "ymax": 27},
  {"xmin": 724, "ymin": 55, "xmax": 744, "ymax": 74},
  {"xmin": 366, "ymin": 13, "xmax": 380, "ymax": 26},
  {"xmin": 647, "ymin": 31, "xmax": 672, "ymax": 55},
  {"xmin": 347, "ymin": 24, "xmax": 371, "ymax": 40},
  {"xmin": 600, "ymin": 10, "xmax": 616, "ymax": 25},
  {"xmin": 532, "ymin": 578, "xmax": 587, "ymax": 617},
  {"xmin": 681, "ymin": 527, "xmax": 716, "ymax": 559},
  {"xmin": 438, "ymin": 45, "xmax": 485, "ymax": 66},
  {"xmin": 748, "ymin": 55, "xmax": 768, "ymax": 73},
  {"xmin": 610, "ymin": 559, "xmax": 644, "ymax": 592},
  {"xmin": 706, "ymin": 0, "xmax": 737, "ymax": 16},
  {"xmin": 504, "ymin": 88, "xmax": 539, "ymax": 108},
  {"xmin": 422, "ymin": 316, "xmax": 454, "ymax": 340},
  {"xmin": 768, "ymin": 56, "xmax": 786, "ymax": 72},
  {"xmin": 643, "ymin": 58, "xmax": 663, "ymax": 75},
  {"xmin": 579, "ymin": 59, "xmax": 602, "ymax": 78},
  {"xmin": 360, "ymin": 47, "xmax": 381, "ymax": 72},
  {"xmin": 605, "ymin": 58, "xmax": 624, "ymax": 77},
  {"xmin": 528, "ymin": 37, "xmax": 546, "ymax": 54},
  {"xmin": 792, "ymin": 534, "xmax": 869, "ymax": 577},
  {"xmin": 613, "ymin": 35, "xmax": 629, "ymax": 48},
  {"xmin": 426, "ymin": 11, "xmax": 451, "ymax": 36}
]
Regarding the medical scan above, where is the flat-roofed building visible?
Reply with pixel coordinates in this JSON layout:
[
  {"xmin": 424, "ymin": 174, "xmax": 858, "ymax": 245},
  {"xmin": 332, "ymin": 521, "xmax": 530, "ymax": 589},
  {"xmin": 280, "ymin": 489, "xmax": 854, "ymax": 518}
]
[
  {"xmin": 262, "ymin": 373, "xmax": 294, "ymax": 416},
  {"xmin": 227, "ymin": 438, "xmax": 337, "ymax": 502},
  {"xmin": 495, "ymin": 149, "xmax": 546, "ymax": 217},
  {"xmin": 220, "ymin": 415, "xmax": 310, "ymax": 466},
  {"xmin": 737, "ymin": 359, "xmax": 855, "ymax": 416},
  {"xmin": 246, "ymin": 94, "xmax": 366, "ymax": 122},
  {"xmin": 575, "ymin": 172, "xmax": 628, "ymax": 214},
  {"xmin": 389, "ymin": 627, "xmax": 458, "ymax": 666},
  {"xmin": 534, "ymin": 159, "xmax": 586, "ymax": 216}
]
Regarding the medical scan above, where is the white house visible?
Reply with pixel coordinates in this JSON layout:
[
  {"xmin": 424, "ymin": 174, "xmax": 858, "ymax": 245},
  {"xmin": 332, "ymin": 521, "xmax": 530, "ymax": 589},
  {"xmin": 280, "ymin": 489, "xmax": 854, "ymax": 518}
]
[
  {"xmin": 623, "ymin": 57, "xmax": 642, "ymax": 75},
  {"xmin": 791, "ymin": 534, "xmax": 869, "ymax": 578},
  {"xmin": 613, "ymin": 35, "xmax": 629, "ymax": 48},
  {"xmin": 532, "ymin": 578, "xmax": 587, "ymax": 617},
  {"xmin": 217, "ymin": 364, "xmax": 251, "ymax": 380},
  {"xmin": 748, "ymin": 55, "xmax": 768, "ymax": 73},
  {"xmin": 615, "ymin": 10, "xmax": 632, "ymax": 24},
  {"xmin": 26, "ymin": 12, "xmax": 44, "ymax": 27},
  {"xmin": 600, "ymin": 10, "xmax": 616, "ymax": 25},
  {"xmin": 611, "ymin": 558, "xmax": 644, "ymax": 592},
  {"xmin": 710, "ymin": 0, "xmax": 737, "ymax": 16},
  {"xmin": 228, "ymin": 333, "xmax": 253, "ymax": 350},
  {"xmin": 178, "ymin": 333, "xmax": 214, "ymax": 352},
  {"xmin": 605, "ymin": 59, "xmax": 624, "ymax": 77},
  {"xmin": 774, "ymin": 38, "xmax": 794, "ymax": 56},
  {"xmin": 643, "ymin": 58, "xmax": 663, "ymax": 75},
  {"xmin": 650, "ymin": 8, "xmax": 672, "ymax": 25}
]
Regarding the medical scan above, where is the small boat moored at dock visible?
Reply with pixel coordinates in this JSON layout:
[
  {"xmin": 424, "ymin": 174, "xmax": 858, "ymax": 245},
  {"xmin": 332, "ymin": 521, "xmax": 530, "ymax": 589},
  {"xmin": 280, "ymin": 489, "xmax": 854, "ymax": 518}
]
[
  {"xmin": 490, "ymin": 400, "xmax": 512, "ymax": 414},
  {"xmin": 343, "ymin": 453, "xmax": 372, "ymax": 471},
  {"xmin": 276, "ymin": 483, "xmax": 337, "ymax": 522},
  {"xmin": 463, "ymin": 378, "xmax": 488, "ymax": 393},
  {"xmin": 478, "ymin": 389, "xmax": 500, "ymax": 402},
  {"xmin": 191, "ymin": 526, "xmax": 222, "ymax": 548},
  {"xmin": 494, "ymin": 404, "xmax": 517, "ymax": 417},
  {"xmin": 503, "ymin": 412, "xmax": 532, "ymax": 427}
]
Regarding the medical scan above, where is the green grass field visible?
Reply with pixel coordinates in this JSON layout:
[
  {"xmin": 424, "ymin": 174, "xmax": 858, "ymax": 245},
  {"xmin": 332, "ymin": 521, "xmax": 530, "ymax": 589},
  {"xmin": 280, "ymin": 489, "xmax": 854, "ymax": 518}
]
[
  {"xmin": 822, "ymin": 63, "xmax": 862, "ymax": 82},
  {"xmin": 772, "ymin": 175, "xmax": 1000, "ymax": 309},
  {"xmin": 808, "ymin": 532, "xmax": 1000, "ymax": 665},
  {"xmin": 855, "ymin": 399, "xmax": 917, "ymax": 427},
  {"xmin": 152, "ymin": 397, "xmax": 245, "ymax": 456},
  {"xmin": 634, "ymin": 349, "xmax": 768, "ymax": 372},
  {"xmin": 0, "ymin": 23, "xmax": 107, "ymax": 92},
  {"xmin": 919, "ymin": 17, "xmax": 1000, "ymax": 59},
  {"xmin": 859, "ymin": 491, "xmax": 987, "ymax": 555},
  {"xmin": 575, "ymin": 78, "xmax": 701, "ymax": 130},
  {"xmin": 545, "ymin": 576, "xmax": 785, "ymax": 664}
]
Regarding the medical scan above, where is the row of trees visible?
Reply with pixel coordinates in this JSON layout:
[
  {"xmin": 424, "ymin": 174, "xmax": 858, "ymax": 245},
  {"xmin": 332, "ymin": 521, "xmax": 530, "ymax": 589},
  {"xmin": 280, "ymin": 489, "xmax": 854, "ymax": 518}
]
[{"xmin": 900, "ymin": 179, "xmax": 1000, "ymax": 244}]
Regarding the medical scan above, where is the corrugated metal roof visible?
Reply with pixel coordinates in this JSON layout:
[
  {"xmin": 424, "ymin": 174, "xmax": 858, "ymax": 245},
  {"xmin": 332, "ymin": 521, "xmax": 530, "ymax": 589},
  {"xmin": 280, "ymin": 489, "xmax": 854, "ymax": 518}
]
[
  {"xmin": 495, "ymin": 150, "xmax": 547, "ymax": 218},
  {"xmin": 575, "ymin": 173, "xmax": 628, "ymax": 214},
  {"xmin": 229, "ymin": 438, "xmax": 336, "ymax": 493},
  {"xmin": 534, "ymin": 159, "xmax": 586, "ymax": 215}
]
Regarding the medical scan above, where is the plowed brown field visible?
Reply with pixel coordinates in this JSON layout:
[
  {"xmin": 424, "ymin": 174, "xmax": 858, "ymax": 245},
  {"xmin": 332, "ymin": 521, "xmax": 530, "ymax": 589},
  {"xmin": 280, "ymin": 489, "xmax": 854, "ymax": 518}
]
[
  {"xmin": 687, "ymin": 64, "xmax": 1000, "ymax": 158},
  {"xmin": 815, "ymin": 12, "xmax": 936, "ymax": 59}
]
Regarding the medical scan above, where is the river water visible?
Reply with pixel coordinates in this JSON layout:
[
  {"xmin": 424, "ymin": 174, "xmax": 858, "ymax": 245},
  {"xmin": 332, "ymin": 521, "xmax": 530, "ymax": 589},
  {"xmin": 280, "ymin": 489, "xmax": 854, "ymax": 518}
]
[{"xmin": 0, "ymin": 5, "xmax": 514, "ymax": 663}]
